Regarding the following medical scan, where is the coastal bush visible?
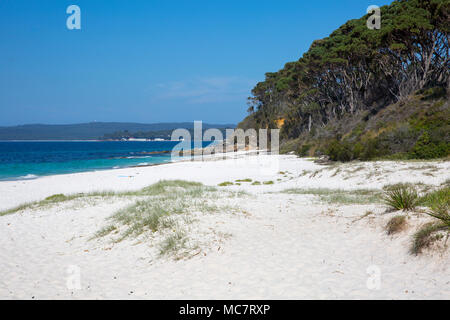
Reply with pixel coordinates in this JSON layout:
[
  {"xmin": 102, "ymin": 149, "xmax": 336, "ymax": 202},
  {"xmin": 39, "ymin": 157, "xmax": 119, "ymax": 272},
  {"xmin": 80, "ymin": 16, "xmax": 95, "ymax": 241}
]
[
  {"xmin": 383, "ymin": 184, "xmax": 418, "ymax": 211},
  {"xmin": 418, "ymin": 87, "xmax": 447, "ymax": 101},
  {"xmin": 409, "ymin": 131, "xmax": 449, "ymax": 159},
  {"xmin": 297, "ymin": 144, "xmax": 311, "ymax": 157},
  {"xmin": 326, "ymin": 139, "xmax": 354, "ymax": 162}
]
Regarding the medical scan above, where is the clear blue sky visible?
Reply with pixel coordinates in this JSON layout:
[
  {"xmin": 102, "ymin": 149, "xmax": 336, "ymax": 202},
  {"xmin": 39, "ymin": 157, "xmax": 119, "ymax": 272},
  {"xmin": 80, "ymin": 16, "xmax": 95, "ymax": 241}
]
[{"xmin": 0, "ymin": 0, "xmax": 392, "ymax": 126}]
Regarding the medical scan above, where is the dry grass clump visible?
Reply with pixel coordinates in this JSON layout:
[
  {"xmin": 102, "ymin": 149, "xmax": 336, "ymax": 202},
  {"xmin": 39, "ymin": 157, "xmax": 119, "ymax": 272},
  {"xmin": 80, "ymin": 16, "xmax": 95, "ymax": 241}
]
[{"xmin": 385, "ymin": 215, "xmax": 407, "ymax": 235}]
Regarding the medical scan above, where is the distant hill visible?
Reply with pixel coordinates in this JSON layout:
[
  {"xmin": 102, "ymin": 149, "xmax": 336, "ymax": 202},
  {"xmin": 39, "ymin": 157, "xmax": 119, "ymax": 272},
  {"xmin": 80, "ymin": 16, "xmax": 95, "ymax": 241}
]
[{"xmin": 0, "ymin": 122, "xmax": 235, "ymax": 140}]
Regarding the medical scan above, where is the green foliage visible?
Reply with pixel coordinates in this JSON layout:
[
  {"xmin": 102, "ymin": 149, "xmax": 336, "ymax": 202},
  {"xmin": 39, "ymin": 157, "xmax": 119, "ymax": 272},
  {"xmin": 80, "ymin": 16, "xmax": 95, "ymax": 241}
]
[
  {"xmin": 326, "ymin": 139, "xmax": 354, "ymax": 162},
  {"xmin": 383, "ymin": 184, "xmax": 418, "ymax": 211},
  {"xmin": 297, "ymin": 144, "xmax": 311, "ymax": 157},
  {"xmin": 419, "ymin": 87, "xmax": 447, "ymax": 100},
  {"xmin": 426, "ymin": 203, "xmax": 450, "ymax": 227},
  {"xmin": 419, "ymin": 185, "xmax": 450, "ymax": 208},
  {"xmin": 409, "ymin": 131, "xmax": 449, "ymax": 159},
  {"xmin": 243, "ymin": 0, "xmax": 449, "ymax": 158}
]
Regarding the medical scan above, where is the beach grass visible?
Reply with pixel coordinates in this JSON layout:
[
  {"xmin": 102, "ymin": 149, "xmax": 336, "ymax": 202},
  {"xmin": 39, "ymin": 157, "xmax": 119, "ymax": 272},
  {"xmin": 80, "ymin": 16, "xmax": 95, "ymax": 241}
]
[
  {"xmin": 280, "ymin": 188, "xmax": 384, "ymax": 205},
  {"xmin": 0, "ymin": 180, "xmax": 217, "ymax": 216},
  {"xmin": 87, "ymin": 180, "xmax": 243, "ymax": 258},
  {"xmin": 382, "ymin": 184, "xmax": 419, "ymax": 211},
  {"xmin": 218, "ymin": 181, "xmax": 234, "ymax": 187},
  {"xmin": 411, "ymin": 222, "xmax": 448, "ymax": 255},
  {"xmin": 418, "ymin": 184, "xmax": 450, "ymax": 208}
]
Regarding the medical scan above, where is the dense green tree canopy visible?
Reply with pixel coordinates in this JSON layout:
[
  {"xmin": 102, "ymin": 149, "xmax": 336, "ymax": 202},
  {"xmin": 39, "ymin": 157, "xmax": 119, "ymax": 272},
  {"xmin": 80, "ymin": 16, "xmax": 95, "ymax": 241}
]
[{"xmin": 242, "ymin": 0, "xmax": 449, "ymax": 141}]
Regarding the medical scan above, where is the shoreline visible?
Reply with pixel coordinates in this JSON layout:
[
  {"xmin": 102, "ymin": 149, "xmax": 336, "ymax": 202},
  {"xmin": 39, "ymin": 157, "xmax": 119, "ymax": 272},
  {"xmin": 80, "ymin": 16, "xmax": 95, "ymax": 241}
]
[{"xmin": 0, "ymin": 141, "xmax": 231, "ymax": 182}]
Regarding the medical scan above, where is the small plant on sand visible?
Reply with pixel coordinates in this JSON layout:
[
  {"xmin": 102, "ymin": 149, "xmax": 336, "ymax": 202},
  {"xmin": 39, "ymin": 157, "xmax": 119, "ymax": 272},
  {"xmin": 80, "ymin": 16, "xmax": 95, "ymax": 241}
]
[
  {"xmin": 251, "ymin": 181, "xmax": 261, "ymax": 185},
  {"xmin": 235, "ymin": 178, "xmax": 252, "ymax": 183},
  {"xmin": 383, "ymin": 184, "xmax": 418, "ymax": 211},
  {"xmin": 385, "ymin": 215, "xmax": 407, "ymax": 235},
  {"xmin": 411, "ymin": 222, "xmax": 448, "ymax": 255},
  {"xmin": 159, "ymin": 230, "xmax": 187, "ymax": 256},
  {"xmin": 263, "ymin": 181, "xmax": 274, "ymax": 185}
]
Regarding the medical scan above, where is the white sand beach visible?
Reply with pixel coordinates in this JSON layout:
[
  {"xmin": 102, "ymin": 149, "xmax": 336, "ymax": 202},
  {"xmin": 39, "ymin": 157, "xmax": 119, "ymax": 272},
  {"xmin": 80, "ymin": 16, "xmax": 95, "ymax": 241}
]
[{"xmin": 0, "ymin": 154, "xmax": 449, "ymax": 299}]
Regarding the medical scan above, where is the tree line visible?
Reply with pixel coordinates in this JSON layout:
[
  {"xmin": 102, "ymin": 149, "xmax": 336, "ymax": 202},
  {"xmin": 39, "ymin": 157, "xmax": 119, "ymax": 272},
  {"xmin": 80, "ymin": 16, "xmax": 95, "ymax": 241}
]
[{"xmin": 242, "ymin": 0, "xmax": 449, "ymax": 144}]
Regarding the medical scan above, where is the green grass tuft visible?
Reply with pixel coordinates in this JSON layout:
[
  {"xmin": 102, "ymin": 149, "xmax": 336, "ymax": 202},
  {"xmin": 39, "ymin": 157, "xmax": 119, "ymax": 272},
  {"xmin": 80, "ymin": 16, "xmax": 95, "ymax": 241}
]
[
  {"xmin": 383, "ymin": 184, "xmax": 418, "ymax": 211},
  {"xmin": 411, "ymin": 222, "xmax": 448, "ymax": 255}
]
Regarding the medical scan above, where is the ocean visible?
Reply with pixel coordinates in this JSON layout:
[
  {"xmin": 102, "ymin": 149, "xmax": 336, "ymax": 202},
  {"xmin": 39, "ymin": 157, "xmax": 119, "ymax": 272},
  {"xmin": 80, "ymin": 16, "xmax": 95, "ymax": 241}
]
[{"xmin": 0, "ymin": 141, "xmax": 210, "ymax": 181}]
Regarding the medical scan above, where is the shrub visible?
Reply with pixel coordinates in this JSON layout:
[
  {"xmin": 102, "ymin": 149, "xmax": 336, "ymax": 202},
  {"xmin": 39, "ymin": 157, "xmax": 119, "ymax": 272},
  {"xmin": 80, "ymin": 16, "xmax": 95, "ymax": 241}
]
[
  {"xmin": 359, "ymin": 138, "xmax": 380, "ymax": 160},
  {"xmin": 418, "ymin": 86, "xmax": 446, "ymax": 100},
  {"xmin": 297, "ymin": 144, "xmax": 311, "ymax": 157},
  {"xmin": 383, "ymin": 185, "xmax": 418, "ymax": 211},
  {"xmin": 326, "ymin": 139, "xmax": 354, "ymax": 162},
  {"xmin": 409, "ymin": 131, "xmax": 449, "ymax": 159}
]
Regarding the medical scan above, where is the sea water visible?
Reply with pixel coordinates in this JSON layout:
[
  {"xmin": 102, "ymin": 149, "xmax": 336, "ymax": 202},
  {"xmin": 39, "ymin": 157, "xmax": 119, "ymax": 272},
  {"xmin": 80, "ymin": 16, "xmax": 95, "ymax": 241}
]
[{"xmin": 0, "ymin": 141, "xmax": 211, "ymax": 180}]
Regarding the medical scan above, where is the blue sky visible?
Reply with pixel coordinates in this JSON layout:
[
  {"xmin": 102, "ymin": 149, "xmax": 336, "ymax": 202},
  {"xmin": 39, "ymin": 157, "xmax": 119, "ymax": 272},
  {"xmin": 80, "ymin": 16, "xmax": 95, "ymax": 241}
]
[{"xmin": 0, "ymin": 0, "xmax": 392, "ymax": 126}]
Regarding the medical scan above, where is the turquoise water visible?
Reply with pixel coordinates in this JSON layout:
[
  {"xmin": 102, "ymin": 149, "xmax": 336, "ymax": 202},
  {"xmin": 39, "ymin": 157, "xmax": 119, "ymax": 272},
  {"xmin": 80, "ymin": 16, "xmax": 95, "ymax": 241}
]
[{"xmin": 0, "ymin": 141, "xmax": 209, "ymax": 180}]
